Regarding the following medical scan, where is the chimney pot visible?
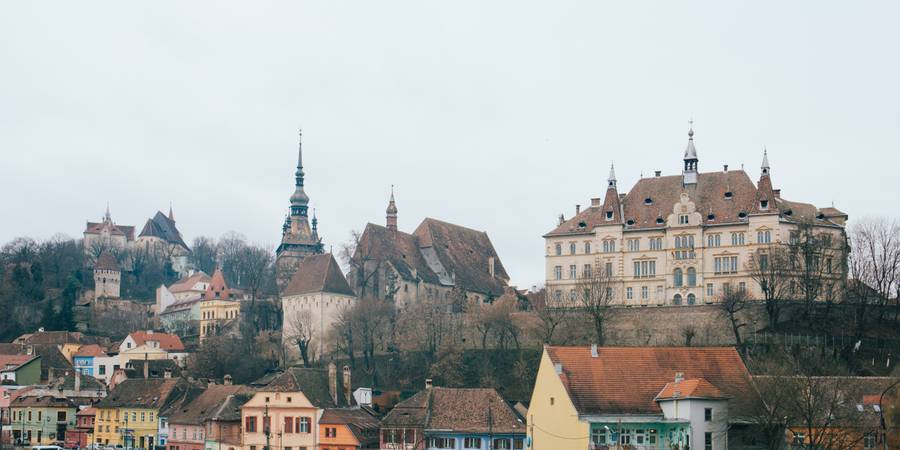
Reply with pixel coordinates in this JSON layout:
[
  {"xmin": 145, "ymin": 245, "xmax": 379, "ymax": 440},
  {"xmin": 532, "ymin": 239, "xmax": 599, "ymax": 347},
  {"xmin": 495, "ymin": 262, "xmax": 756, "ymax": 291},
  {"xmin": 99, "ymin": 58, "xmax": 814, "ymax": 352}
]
[
  {"xmin": 575, "ymin": 204, "xmax": 581, "ymax": 214},
  {"xmin": 724, "ymin": 164, "xmax": 729, "ymax": 172},
  {"xmin": 654, "ymin": 171, "xmax": 661, "ymax": 177},
  {"xmin": 591, "ymin": 198, "xmax": 601, "ymax": 207},
  {"xmin": 164, "ymin": 368, "xmax": 172, "ymax": 379},
  {"xmin": 425, "ymin": 378, "xmax": 433, "ymax": 390}
]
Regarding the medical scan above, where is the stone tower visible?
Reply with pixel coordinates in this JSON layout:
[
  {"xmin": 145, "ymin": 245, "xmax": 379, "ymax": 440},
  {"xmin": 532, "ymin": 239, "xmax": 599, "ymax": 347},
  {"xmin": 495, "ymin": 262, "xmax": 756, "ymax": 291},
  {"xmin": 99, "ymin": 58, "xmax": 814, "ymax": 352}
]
[
  {"xmin": 93, "ymin": 252, "xmax": 121, "ymax": 299},
  {"xmin": 276, "ymin": 130, "xmax": 324, "ymax": 292}
]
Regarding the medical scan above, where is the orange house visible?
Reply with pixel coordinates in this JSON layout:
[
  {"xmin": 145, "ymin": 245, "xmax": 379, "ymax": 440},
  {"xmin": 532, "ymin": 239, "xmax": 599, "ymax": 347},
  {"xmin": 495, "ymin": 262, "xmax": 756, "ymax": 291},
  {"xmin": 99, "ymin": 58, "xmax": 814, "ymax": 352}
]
[{"xmin": 318, "ymin": 408, "xmax": 379, "ymax": 450}]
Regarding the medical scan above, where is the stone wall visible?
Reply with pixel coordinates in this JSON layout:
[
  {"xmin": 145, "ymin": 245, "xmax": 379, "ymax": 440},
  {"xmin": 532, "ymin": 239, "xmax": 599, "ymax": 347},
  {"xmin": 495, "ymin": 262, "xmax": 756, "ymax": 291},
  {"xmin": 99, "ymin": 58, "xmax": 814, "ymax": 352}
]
[{"xmin": 603, "ymin": 303, "xmax": 769, "ymax": 346}]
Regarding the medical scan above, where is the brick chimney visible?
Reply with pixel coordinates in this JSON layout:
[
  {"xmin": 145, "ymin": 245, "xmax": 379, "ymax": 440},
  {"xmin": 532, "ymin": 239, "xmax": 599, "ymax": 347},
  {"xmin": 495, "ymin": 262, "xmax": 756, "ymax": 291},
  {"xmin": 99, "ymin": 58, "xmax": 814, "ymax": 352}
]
[
  {"xmin": 143, "ymin": 354, "xmax": 149, "ymax": 379},
  {"xmin": 342, "ymin": 366, "xmax": 351, "ymax": 406},
  {"xmin": 591, "ymin": 198, "xmax": 601, "ymax": 207},
  {"xmin": 425, "ymin": 378, "xmax": 433, "ymax": 390},
  {"xmin": 575, "ymin": 204, "xmax": 581, "ymax": 215},
  {"xmin": 328, "ymin": 362, "xmax": 337, "ymax": 405}
]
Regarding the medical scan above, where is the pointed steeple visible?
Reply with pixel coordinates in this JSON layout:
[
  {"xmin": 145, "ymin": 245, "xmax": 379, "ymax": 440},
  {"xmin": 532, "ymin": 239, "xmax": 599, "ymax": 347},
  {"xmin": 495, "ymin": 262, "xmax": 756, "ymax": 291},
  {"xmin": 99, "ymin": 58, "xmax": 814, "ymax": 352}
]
[
  {"xmin": 682, "ymin": 121, "xmax": 699, "ymax": 185},
  {"xmin": 761, "ymin": 148, "xmax": 770, "ymax": 177},
  {"xmin": 104, "ymin": 202, "xmax": 111, "ymax": 222},
  {"xmin": 311, "ymin": 208, "xmax": 319, "ymax": 240},
  {"xmin": 289, "ymin": 129, "xmax": 310, "ymax": 216},
  {"xmin": 607, "ymin": 163, "xmax": 617, "ymax": 189},
  {"xmin": 386, "ymin": 185, "xmax": 399, "ymax": 231},
  {"xmin": 168, "ymin": 202, "xmax": 175, "ymax": 222},
  {"xmin": 295, "ymin": 129, "xmax": 305, "ymax": 187}
]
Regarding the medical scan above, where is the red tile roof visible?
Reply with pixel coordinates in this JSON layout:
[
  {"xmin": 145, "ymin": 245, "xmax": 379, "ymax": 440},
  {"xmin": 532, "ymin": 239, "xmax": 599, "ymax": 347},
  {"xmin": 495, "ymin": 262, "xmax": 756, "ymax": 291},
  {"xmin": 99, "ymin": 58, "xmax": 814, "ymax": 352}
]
[
  {"xmin": 128, "ymin": 331, "xmax": 185, "ymax": 351},
  {"xmin": 85, "ymin": 222, "xmax": 135, "ymax": 241},
  {"xmin": 203, "ymin": 269, "xmax": 232, "ymax": 301},
  {"xmin": 546, "ymin": 346, "xmax": 760, "ymax": 418},
  {"xmin": 283, "ymin": 253, "xmax": 354, "ymax": 297},
  {"xmin": 382, "ymin": 387, "xmax": 523, "ymax": 434},
  {"xmin": 656, "ymin": 378, "xmax": 726, "ymax": 401},
  {"xmin": 168, "ymin": 272, "xmax": 211, "ymax": 294},
  {"xmin": 94, "ymin": 252, "xmax": 120, "ymax": 271},
  {"xmin": 0, "ymin": 354, "xmax": 36, "ymax": 371},
  {"xmin": 74, "ymin": 344, "xmax": 107, "ymax": 358}
]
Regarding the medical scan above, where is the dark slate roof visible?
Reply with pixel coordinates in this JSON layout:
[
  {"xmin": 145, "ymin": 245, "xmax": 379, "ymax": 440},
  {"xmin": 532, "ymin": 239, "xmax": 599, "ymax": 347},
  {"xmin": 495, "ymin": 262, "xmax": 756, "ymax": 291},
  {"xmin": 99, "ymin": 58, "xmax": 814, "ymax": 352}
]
[
  {"xmin": 251, "ymin": 367, "xmax": 353, "ymax": 408},
  {"xmin": 14, "ymin": 331, "xmax": 109, "ymax": 346},
  {"xmin": 139, "ymin": 211, "xmax": 188, "ymax": 249},
  {"xmin": 209, "ymin": 391, "xmax": 255, "ymax": 422},
  {"xmin": 98, "ymin": 379, "xmax": 187, "ymax": 409},
  {"xmin": 283, "ymin": 253, "xmax": 355, "ymax": 297},
  {"xmin": 357, "ymin": 223, "xmax": 441, "ymax": 286},
  {"xmin": 50, "ymin": 369, "xmax": 105, "ymax": 391},
  {"xmin": 167, "ymin": 384, "xmax": 249, "ymax": 425},
  {"xmin": 382, "ymin": 387, "xmax": 524, "ymax": 434}
]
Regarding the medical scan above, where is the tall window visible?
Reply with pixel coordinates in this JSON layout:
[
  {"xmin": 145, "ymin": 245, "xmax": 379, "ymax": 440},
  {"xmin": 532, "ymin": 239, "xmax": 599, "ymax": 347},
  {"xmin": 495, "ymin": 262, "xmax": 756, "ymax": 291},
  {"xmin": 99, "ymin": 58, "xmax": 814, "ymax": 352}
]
[
  {"xmin": 569, "ymin": 265, "xmax": 577, "ymax": 279},
  {"xmin": 706, "ymin": 283, "xmax": 714, "ymax": 297},
  {"xmin": 628, "ymin": 239, "xmax": 640, "ymax": 252},
  {"xmin": 687, "ymin": 267, "xmax": 697, "ymax": 286},
  {"xmin": 554, "ymin": 244, "xmax": 561, "ymax": 256},
  {"xmin": 674, "ymin": 268, "xmax": 683, "ymax": 287},
  {"xmin": 634, "ymin": 260, "xmax": 656, "ymax": 278},
  {"xmin": 641, "ymin": 286, "xmax": 648, "ymax": 300},
  {"xmin": 583, "ymin": 264, "xmax": 592, "ymax": 278},
  {"xmin": 678, "ymin": 214, "xmax": 689, "ymax": 224},
  {"xmin": 244, "ymin": 417, "xmax": 256, "ymax": 433},
  {"xmin": 602, "ymin": 239, "xmax": 616, "ymax": 253},
  {"xmin": 757, "ymin": 230, "xmax": 772, "ymax": 244},
  {"xmin": 605, "ymin": 262, "xmax": 613, "ymax": 277},
  {"xmin": 731, "ymin": 232, "xmax": 745, "ymax": 245},
  {"xmin": 707, "ymin": 234, "xmax": 721, "ymax": 247},
  {"xmin": 705, "ymin": 432, "xmax": 713, "ymax": 450},
  {"xmin": 554, "ymin": 266, "xmax": 562, "ymax": 280},
  {"xmin": 714, "ymin": 256, "xmax": 739, "ymax": 274},
  {"xmin": 584, "ymin": 242, "xmax": 591, "ymax": 254},
  {"xmin": 570, "ymin": 243, "xmax": 577, "ymax": 255},
  {"xmin": 298, "ymin": 417, "xmax": 311, "ymax": 433},
  {"xmin": 673, "ymin": 294, "xmax": 682, "ymax": 305},
  {"xmin": 688, "ymin": 293, "xmax": 696, "ymax": 305},
  {"xmin": 649, "ymin": 237, "xmax": 663, "ymax": 250},
  {"xmin": 626, "ymin": 287, "xmax": 633, "ymax": 300}
]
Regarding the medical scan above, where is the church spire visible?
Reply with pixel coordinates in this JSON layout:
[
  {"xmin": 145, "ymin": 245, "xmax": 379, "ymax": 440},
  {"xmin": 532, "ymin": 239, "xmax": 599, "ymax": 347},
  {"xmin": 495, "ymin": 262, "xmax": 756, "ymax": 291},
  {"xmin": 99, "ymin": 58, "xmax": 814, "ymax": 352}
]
[
  {"xmin": 295, "ymin": 128, "xmax": 305, "ymax": 187},
  {"xmin": 386, "ymin": 185, "xmax": 398, "ymax": 231},
  {"xmin": 607, "ymin": 163, "xmax": 617, "ymax": 189},
  {"xmin": 761, "ymin": 148, "xmax": 770, "ymax": 177},
  {"xmin": 168, "ymin": 202, "xmax": 175, "ymax": 222},
  {"xmin": 289, "ymin": 129, "xmax": 310, "ymax": 217},
  {"xmin": 104, "ymin": 202, "xmax": 111, "ymax": 222}
]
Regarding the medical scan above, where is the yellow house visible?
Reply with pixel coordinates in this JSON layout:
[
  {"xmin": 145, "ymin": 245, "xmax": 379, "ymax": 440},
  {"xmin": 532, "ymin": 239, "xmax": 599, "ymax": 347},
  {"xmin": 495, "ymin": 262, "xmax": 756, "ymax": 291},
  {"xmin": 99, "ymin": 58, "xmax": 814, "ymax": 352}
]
[
  {"xmin": 527, "ymin": 347, "xmax": 589, "ymax": 450},
  {"xmin": 199, "ymin": 269, "xmax": 241, "ymax": 341},
  {"xmin": 94, "ymin": 379, "xmax": 186, "ymax": 449}
]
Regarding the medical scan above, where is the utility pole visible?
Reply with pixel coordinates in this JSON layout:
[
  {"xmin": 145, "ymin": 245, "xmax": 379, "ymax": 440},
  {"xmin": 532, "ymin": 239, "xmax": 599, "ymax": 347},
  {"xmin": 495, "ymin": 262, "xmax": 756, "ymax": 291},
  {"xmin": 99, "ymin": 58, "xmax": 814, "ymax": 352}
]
[{"xmin": 264, "ymin": 404, "xmax": 270, "ymax": 450}]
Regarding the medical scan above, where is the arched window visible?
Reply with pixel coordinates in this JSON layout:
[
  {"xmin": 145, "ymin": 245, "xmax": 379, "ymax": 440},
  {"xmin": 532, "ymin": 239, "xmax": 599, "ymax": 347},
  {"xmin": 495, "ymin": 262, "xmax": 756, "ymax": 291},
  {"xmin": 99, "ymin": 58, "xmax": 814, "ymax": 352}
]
[
  {"xmin": 674, "ymin": 268, "xmax": 683, "ymax": 287},
  {"xmin": 687, "ymin": 293, "xmax": 696, "ymax": 305},
  {"xmin": 673, "ymin": 294, "xmax": 682, "ymax": 305},
  {"xmin": 687, "ymin": 267, "xmax": 697, "ymax": 287}
]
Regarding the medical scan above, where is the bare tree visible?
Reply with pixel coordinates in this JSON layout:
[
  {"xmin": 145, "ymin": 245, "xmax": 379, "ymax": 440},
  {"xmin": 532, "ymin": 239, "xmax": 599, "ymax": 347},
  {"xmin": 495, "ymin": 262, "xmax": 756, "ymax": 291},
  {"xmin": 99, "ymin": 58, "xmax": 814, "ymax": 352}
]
[
  {"xmin": 787, "ymin": 221, "xmax": 846, "ymax": 319},
  {"xmin": 848, "ymin": 218, "xmax": 900, "ymax": 325},
  {"xmin": 575, "ymin": 263, "xmax": 615, "ymax": 346},
  {"xmin": 285, "ymin": 309, "xmax": 315, "ymax": 366},
  {"xmin": 719, "ymin": 288, "xmax": 749, "ymax": 357},
  {"xmin": 748, "ymin": 246, "xmax": 793, "ymax": 330},
  {"xmin": 340, "ymin": 229, "xmax": 382, "ymax": 299},
  {"xmin": 190, "ymin": 236, "xmax": 218, "ymax": 275},
  {"xmin": 533, "ymin": 293, "xmax": 573, "ymax": 345}
]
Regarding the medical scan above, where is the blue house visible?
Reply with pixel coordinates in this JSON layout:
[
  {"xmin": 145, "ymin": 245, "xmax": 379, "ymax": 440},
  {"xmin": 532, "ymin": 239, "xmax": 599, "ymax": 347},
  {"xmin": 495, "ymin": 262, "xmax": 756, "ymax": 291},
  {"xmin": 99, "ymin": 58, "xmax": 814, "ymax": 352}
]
[
  {"xmin": 72, "ymin": 344, "xmax": 107, "ymax": 376},
  {"xmin": 380, "ymin": 383, "xmax": 526, "ymax": 450}
]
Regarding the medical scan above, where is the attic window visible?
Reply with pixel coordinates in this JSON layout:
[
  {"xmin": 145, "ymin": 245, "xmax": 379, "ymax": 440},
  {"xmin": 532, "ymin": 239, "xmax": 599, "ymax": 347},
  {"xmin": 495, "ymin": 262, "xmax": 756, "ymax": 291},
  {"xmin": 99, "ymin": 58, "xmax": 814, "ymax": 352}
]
[
  {"xmin": 605, "ymin": 211, "xmax": 613, "ymax": 220},
  {"xmin": 707, "ymin": 214, "xmax": 716, "ymax": 221},
  {"xmin": 724, "ymin": 191, "xmax": 733, "ymax": 199},
  {"xmin": 626, "ymin": 219, "xmax": 635, "ymax": 226},
  {"xmin": 578, "ymin": 221, "xmax": 587, "ymax": 228},
  {"xmin": 656, "ymin": 217, "xmax": 664, "ymax": 225},
  {"xmin": 783, "ymin": 209, "xmax": 793, "ymax": 216},
  {"xmin": 644, "ymin": 198, "xmax": 653, "ymax": 205},
  {"xmin": 816, "ymin": 213, "xmax": 825, "ymax": 220},
  {"xmin": 738, "ymin": 212, "xmax": 748, "ymax": 219},
  {"xmin": 760, "ymin": 199, "xmax": 769, "ymax": 210}
]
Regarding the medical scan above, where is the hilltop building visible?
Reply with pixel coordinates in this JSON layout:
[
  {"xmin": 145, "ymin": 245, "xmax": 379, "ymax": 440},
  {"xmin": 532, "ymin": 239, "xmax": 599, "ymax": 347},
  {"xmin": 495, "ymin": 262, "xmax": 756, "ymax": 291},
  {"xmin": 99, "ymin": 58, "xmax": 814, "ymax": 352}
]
[
  {"xmin": 157, "ymin": 271, "xmax": 212, "ymax": 334},
  {"xmin": 544, "ymin": 127, "xmax": 848, "ymax": 307},
  {"xmin": 83, "ymin": 206, "xmax": 135, "ymax": 262},
  {"xmin": 136, "ymin": 207, "xmax": 191, "ymax": 276},
  {"xmin": 281, "ymin": 253, "xmax": 356, "ymax": 362},
  {"xmin": 93, "ymin": 252, "xmax": 121, "ymax": 299},
  {"xmin": 350, "ymin": 192, "xmax": 510, "ymax": 306},
  {"xmin": 276, "ymin": 130, "xmax": 325, "ymax": 292}
]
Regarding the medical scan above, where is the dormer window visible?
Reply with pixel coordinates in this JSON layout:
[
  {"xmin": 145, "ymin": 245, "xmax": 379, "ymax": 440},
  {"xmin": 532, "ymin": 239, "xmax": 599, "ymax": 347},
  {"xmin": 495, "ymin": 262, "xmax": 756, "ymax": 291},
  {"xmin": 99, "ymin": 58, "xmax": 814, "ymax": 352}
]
[
  {"xmin": 644, "ymin": 197, "xmax": 653, "ymax": 205},
  {"xmin": 816, "ymin": 213, "xmax": 825, "ymax": 220},
  {"xmin": 678, "ymin": 215, "xmax": 689, "ymax": 225},
  {"xmin": 724, "ymin": 191, "xmax": 733, "ymax": 199},
  {"xmin": 578, "ymin": 221, "xmax": 587, "ymax": 228},
  {"xmin": 738, "ymin": 212, "xmax": 748, "ymax": 219},
  {"xmin": 606, "ymin": 211, "xmax": 613, "ymax": 220},
  {"xmin": 783, "ymin": 209, "xmax": 793, "ymax": 216},
  {"xmin": 707, "ymin": 213, "xmax": 716, "ymax": 221},
  {"xmin": 760, "ymin": 199, "xmax": 769, "ymax": 210},
  {"xmin": 656, "ymin": 217, "xmax": 665, "ymax": 225},
  {"xmin": 626, "ymin": 219, "xmax": 635, "ymax": 226}
]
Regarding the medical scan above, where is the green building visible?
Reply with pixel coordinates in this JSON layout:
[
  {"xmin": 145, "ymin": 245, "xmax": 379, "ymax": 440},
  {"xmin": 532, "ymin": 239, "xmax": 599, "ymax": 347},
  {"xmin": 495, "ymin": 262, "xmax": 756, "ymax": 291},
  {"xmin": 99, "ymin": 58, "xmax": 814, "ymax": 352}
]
[
  {"xmin": 9, "ymin": 394, "xmax": 77, "ymax": 445},
  {"xmin": 0, "ymin": 355, "xmax": 41, "ymax": 386}
]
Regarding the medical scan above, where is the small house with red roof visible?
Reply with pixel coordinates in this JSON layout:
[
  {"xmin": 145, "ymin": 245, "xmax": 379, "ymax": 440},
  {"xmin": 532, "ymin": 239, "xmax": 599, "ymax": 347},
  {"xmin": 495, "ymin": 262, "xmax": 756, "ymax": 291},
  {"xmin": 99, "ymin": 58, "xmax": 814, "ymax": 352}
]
[
  {"xmin": 198, "ymin": 269, "xmax": 241, "ymax": 342},
  {"xmin": 528, "ymin": 345, "xmax": 762, "ymax": 450},
  {"xmin": 118, "ymin": 331, "xmax": 188, "ymax": 369}
]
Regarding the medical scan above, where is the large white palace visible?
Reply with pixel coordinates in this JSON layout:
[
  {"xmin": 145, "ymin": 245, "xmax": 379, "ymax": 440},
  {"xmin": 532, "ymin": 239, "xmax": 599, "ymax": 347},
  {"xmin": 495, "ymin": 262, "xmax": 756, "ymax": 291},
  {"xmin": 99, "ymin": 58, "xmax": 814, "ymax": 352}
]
[{"xmin": 543, "ymin": 127, "xmax": 848, "ymax": 307}]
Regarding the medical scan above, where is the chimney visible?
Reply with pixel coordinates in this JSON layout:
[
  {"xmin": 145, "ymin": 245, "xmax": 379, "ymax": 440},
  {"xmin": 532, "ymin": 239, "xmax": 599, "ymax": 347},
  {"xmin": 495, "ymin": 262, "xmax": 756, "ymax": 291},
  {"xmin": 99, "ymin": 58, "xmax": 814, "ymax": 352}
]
[
  {"xmin": 488, "ymin": 257, "xmax": 495, "ymax": 278},
  {"xmin": 590, "ymin": 344, "xmax": 598, "ymax": 358},
  {"xmin": 26, "ymin": 345, "xmax": 33, "ymax": 356},
  {"xmin": 773, "ymin": 189, "xmax": 781, "ymax": 198},
  {"xmin": 223, "ymin": 374, "xmax": 233, "ymax": 386},
  {"xmin": 575, "ymin": 204, "xmax": 581, "ymax": 215},
  {"xmin": 558, "ymin": 214, "xmax": 565, "ymax": 226},
  {"xmin": 75, "ymin": 369, "xmax": 81, "ymax": 393},
  {"xmin": 425, "ymin": 378, "xmax": 433, "ymax": 390},
  {"xmin": 164, "ymin": 368, "xmax": 172, "ymax": 379},
  {"xmin": 675, "ymin": 372, "xmax": 684, "ymax": 383},
  {"xmin": 591, "ymin": 198, "xmax": 601, "ymax": 207},
  {"xmin": 328, "ymin": 362, "xmax": 337, "ymax": 405},
  {"xmin": 342, "ymin": 366, "xmax": 351, "ymax": 406},
  {"xmin": 723, "ymin": 164, "xmax": 729, "ymax": 172},
  {"xmin": 654, "ymin": 171, "xmax": 661, "ymax": 177}
]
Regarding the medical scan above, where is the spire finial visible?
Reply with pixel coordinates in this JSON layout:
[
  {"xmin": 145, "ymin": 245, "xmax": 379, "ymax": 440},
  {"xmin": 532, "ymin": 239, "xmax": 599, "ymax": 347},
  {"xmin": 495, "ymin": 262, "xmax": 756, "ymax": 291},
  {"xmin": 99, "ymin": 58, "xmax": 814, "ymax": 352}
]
[
  {"xmin": 295, "ymin": 128, "xmax": 305, "ymax": 187},
  {"xmin": 688, "ymin": 117, "xmax": 694, "ymax": 139},
  {"xmin": 761, "ymin": 146, "xmax": 771, "ymax": 176},
  {"xmin": 105, "ymin": 202, "xmax": 111, "ymax": 221},
  {"xmin": 607, "ymin": 163, "xmax": 617, "ymax": 188},
  {"xmin": 168, "ymin": 202, "xmax": 174, "ymax": 221}
]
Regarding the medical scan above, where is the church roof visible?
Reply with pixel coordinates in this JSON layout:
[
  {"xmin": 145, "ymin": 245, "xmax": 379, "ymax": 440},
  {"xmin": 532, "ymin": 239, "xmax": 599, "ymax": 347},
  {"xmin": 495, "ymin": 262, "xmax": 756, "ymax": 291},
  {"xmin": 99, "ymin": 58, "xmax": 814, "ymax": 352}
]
[
  {"xmin": 357, "ymin": 223, "xmax": 442, "ymax": 286},
  {"xmin": 283, "ymin": 253, "xmax": 354, "ymax": 297},
  {"xmin": 84, "ymin": 221, "xmax": 135, "ymax": 240},
  {"xmin": 139, "ymin": 211, "xmax": 188, "ymax": 249}
]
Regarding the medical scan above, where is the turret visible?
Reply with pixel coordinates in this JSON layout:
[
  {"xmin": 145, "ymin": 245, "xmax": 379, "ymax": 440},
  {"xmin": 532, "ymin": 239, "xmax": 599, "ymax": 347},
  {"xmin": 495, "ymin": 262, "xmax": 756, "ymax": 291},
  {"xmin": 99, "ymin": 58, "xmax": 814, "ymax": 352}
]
[
  {"xmin": 386, "ymin": 186, "xmax": 398, "ymax": 231},
  {"xmin": 682, "ymin": 123, "xmax": 698, "ymax": 186}
]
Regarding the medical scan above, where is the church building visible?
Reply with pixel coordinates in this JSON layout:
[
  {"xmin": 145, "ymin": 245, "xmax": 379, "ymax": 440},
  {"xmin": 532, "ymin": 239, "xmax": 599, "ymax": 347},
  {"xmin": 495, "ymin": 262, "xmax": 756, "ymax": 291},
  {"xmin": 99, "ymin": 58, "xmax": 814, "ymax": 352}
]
[
  {"xmin": 276, "ymin": 130, "xmax": 325, "ymax": 292},
  {"xmin": 544, "ymin": 126, "xmax": 848, "ymax": 307}
]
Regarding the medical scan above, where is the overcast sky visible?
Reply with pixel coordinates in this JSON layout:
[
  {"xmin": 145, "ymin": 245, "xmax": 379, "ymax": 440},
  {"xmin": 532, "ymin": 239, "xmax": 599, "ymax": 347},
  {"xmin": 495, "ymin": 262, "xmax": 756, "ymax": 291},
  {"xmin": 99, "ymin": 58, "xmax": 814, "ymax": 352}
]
[{"xmin": 2, "ymin": 2, "xmax": 899, "ymax": 288}]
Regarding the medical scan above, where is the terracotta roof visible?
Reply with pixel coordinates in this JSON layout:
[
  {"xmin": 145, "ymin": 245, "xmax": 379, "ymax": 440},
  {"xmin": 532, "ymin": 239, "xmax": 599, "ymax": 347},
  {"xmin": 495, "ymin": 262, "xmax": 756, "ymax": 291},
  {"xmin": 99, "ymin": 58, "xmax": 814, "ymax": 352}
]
[
  {"xmin": 382, "ymin": 387, "xmax": 523, "ymax": 434},
  {"xmin": 545, "ymin": 169, "xmax": 845, "ymax": 236},
  {"xmin": 656, "ymin": 378, "xmax": 726, "ymax": 401},
  {"xmin": 283, "ymin": 253, "xmax": 354, "ymax": 297},
  {"xmin": 203, "ymin": 269, "xmax": 232, "ymax": 300},
  {"xmin": 139, "ymin": 211, "xmax": 189, "ymax": 249},
  {"xmin": 127, "ymin": 331, "xmax": 185, "ymax": 351},
  {"xmin": 252, "ymin": 367, "xmax": 353, "ymax": 408},
  {"xmin": 15, "ymin": 331, "xmax": 107, "ymax": 346},
  {"xmin": 208, "ymin": 391, "xmax": 254, "ymax": 422},
  {"xmin": 97, "ymin": 378, "xmax": 185, "ymax": 409},
  {"xmin": 85, "ymin": 222, "xmax": 135, "ymax": 241},
  {"xmin": 94, "ymin": 252, "xmax": 120, "ymax": 271},
  {"xmin": 77, "ymin": 407, "xmax": 97, "ymax": 416},
  {"xmin": 169, "ymin": 272, "xmax": 211, "ymax": 293},
  {"xmin": 167, "ymin": 384, "xmax": 249, "ymax": 425},
  {"xmin": 546, "ymin": 346, "xmax": 760, "ymax": 419},
  {"xmin": 74, "ymin": 344, "xmax": 107, "ymax": 358},
  {"xmin": 11, "ymin": 394, "xmax": 77, "ymax": 408},
  {"xmin": 0, "ymin": 355, "xmax": 36, "ymax": 371}
]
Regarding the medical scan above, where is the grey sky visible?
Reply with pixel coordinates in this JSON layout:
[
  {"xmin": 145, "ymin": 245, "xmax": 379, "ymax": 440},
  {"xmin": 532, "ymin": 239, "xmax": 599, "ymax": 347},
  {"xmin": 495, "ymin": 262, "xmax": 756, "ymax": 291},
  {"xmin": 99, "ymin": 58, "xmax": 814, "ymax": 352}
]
[{"xmin": 2, "ymin": 1, "xmax": 899, "ymax": 288}]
